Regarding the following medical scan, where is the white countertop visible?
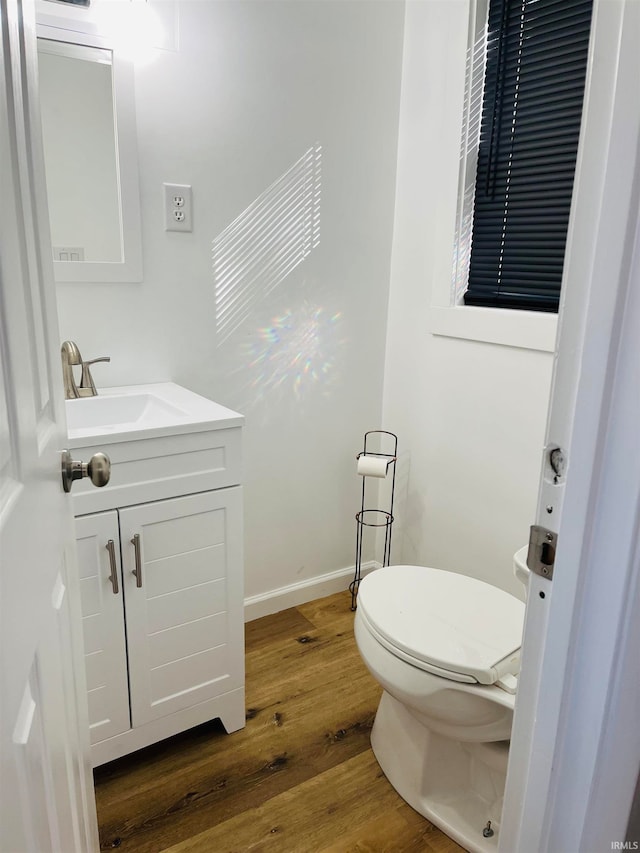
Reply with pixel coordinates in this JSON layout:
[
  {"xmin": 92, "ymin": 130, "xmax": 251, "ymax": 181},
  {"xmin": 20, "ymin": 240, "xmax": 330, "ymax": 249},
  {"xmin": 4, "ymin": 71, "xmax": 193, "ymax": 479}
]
[{"xmin": 66, "ymin": 382, "xmax": 244, "ymax": 446}]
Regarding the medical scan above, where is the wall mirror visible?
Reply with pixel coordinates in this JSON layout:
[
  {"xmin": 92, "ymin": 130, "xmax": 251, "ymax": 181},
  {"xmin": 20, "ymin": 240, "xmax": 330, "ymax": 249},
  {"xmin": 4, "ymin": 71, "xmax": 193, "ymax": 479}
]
[{"xmin": 36, "ymin": 24, "xmax": 143, "ymax": 283}]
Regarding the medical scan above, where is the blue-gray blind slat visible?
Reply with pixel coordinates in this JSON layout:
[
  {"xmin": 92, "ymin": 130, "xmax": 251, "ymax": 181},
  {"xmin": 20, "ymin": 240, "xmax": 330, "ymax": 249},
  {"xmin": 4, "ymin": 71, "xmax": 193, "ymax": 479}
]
[{"xmin": 464, "ymin": 0, "xmax": 593, "ymax": 312}]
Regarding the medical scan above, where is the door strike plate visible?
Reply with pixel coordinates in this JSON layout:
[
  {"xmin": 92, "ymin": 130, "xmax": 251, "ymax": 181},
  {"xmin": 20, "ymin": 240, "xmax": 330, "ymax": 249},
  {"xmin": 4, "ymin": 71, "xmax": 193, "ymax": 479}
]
[{"xmin": 527, "ymin": 525, "xmax": 557, "ymax": 580}]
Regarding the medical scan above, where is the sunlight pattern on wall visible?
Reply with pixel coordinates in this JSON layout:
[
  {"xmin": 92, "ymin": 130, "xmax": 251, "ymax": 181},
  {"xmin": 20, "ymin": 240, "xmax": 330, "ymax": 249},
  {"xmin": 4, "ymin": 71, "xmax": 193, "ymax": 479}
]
[
  {"xmin": 246, "ymin": 301, "xmax": 343, "ymax": 403},
  {"xmin": 213, "ymin": 145, "xmax": 322, "ymax": 344}
]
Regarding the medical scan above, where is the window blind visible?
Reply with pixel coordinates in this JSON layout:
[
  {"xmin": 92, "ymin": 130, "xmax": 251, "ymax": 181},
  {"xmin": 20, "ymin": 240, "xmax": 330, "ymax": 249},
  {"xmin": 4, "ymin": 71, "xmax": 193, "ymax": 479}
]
[{"xmin": 464, "ymin": 0, "xmax": 593, "ymax": 312}]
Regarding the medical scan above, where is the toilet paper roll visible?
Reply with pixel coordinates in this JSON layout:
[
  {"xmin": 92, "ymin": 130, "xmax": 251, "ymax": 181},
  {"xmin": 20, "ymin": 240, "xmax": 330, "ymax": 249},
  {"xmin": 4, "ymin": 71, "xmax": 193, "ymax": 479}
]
[{"xmin": 357, "ymin": 455, "xmax": 390, "ymax": 478}]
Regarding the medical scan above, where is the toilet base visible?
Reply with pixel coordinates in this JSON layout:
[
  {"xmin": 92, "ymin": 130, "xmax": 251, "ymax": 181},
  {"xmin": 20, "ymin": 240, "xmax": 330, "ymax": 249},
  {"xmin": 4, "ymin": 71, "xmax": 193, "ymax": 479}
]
[{"xmin": 370, "ymin": 691, "xmax": 509, "ymax": 853}]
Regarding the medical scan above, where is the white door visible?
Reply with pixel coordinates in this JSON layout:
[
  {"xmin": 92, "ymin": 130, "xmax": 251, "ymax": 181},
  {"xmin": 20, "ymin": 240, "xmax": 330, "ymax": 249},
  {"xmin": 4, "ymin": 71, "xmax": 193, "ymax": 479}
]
[
  {"xmin": 500, "ymin": 1, "xmax": 640, "ymax": 850},
  {"xmin": 0, "ymin": 1, "xmax": 99, "ymax": 850}
]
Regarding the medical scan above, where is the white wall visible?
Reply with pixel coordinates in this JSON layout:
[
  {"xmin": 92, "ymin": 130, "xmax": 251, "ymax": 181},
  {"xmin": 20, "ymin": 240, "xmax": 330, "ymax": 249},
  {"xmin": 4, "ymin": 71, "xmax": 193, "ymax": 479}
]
[
  {"xmin": 382, "ymin": 0, "xmax": 555, "ymax": 599},
  {"xmin": 54, "ymin": 1, "xmax": 405, "ymax": 602},
  {"xmin": 53, "ymin": 0, "xmax": 555, "ymax": 606}
]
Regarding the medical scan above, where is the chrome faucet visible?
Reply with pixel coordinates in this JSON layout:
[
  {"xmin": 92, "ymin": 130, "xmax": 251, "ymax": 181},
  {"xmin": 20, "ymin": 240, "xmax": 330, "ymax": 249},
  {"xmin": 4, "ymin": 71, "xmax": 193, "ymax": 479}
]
[{"xmin": 61, "ymin": 341, "xmax": 110, "ymax": 399}]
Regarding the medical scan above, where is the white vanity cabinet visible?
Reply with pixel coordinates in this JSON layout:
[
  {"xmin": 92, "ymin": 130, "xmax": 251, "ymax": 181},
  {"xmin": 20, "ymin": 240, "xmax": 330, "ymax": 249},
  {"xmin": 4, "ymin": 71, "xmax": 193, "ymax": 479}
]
[{"xmin": 67, "ymin": 385, "xmax": 245, "ymax": 767}]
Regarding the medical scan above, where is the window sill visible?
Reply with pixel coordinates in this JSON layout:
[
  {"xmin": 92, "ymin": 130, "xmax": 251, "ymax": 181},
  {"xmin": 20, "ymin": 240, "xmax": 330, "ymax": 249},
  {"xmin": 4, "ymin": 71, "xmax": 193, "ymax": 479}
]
[{"xmin": 427, "ymin": 305, "xmax": 557, "ymax": 353}]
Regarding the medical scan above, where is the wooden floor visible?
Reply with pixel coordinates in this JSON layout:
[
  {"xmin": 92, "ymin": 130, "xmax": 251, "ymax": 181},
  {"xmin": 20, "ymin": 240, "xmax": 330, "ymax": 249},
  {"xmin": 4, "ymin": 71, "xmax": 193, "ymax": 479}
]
[{"xmin": 94, "ymin": 590, "xmax": 465, "ymax": 852}]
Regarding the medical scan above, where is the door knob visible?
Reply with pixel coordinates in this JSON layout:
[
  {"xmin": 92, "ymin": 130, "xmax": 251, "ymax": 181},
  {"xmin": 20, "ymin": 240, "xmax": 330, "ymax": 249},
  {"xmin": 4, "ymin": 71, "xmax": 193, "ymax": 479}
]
[{"xmin": 61, "ymin": 449, "xmax": 111, "ymax": 493}]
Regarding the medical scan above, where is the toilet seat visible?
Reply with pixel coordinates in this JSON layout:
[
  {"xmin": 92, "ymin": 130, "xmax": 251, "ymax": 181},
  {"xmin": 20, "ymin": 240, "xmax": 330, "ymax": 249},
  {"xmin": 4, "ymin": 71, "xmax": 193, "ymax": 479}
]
[{"xmin": 357, "ymin": 565, "xmax": 525, "ymax": 685}]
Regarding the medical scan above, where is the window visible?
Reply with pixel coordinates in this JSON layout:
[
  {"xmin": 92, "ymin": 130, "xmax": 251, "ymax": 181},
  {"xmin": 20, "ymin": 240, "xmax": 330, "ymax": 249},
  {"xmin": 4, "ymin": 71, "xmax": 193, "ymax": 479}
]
[{"xmin": 463, "ymin": 0, "xmax": 593, "ymax": 312}]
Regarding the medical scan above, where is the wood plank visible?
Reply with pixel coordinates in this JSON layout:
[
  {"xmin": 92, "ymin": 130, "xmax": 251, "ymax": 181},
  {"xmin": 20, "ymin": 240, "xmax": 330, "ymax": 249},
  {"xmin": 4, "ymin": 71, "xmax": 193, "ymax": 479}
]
[
  {"xmin": 162, "ymin": 751, "xmax": 404, "ymax": 852},
  {"xmin": 244, "ymin": 606, "xmax": 317, "ymax": 654},
  {"xmin": 319, "ymin": 805, "xmax": 466, "ymax": 853},
  {"xmin": 94, "ymin": 590, "xmax": 463, "ymax": 853},
  {"xmin": 96, "ymin": 669, "xmax": 378, "ymax": 849},
  {"xmin": 297, "ymin": 590, "xmax": 356, "ymax": 631}
]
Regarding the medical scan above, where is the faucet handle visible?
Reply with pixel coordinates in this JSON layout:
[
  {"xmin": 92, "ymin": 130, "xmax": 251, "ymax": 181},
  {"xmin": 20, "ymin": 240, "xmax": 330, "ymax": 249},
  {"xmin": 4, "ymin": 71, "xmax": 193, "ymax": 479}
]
[{"xmin": 79, "ymin": 357, "xmax": 111, "ymax": 396}]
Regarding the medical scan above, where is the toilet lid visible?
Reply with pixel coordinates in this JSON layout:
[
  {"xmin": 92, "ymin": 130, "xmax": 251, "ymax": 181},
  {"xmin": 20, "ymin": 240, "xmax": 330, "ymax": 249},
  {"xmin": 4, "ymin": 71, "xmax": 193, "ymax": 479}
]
[{"xmin": 357, "ymin": 565, "xmax": 525, "ymax": 685}]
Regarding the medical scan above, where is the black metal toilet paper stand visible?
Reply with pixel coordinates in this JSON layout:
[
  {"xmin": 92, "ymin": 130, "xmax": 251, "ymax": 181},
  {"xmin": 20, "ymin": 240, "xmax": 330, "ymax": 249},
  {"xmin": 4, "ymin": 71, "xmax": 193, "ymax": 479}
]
[{"xmin": 350, "ymin": 430, "xmax": 398, "ymax": 611}]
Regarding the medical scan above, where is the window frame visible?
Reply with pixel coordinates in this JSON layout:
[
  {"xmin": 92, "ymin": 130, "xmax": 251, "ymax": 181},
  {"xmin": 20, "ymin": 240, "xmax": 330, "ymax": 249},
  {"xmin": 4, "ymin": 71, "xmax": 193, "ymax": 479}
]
[{"xmin": 428, "ymin": 0, "xmax": 558, "ymax": 353}]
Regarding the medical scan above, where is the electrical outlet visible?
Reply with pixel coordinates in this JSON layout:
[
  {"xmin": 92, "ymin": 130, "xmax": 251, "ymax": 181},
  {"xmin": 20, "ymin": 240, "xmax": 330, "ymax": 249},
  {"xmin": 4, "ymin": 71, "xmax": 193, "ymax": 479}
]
[
  {"xmin": 53, "ymin": 246, "xmax": 85, "ymax": 261},
  {"xmin": 163, "ymin": 183, "xmax": 192, "ymax": 232}
]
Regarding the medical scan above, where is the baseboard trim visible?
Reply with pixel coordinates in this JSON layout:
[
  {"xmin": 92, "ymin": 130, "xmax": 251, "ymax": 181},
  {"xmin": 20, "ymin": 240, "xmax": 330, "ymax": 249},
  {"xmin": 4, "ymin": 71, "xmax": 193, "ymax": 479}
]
[{"xmin": 244, "ymin": 561, "xmax": 380, "ymax": 623}]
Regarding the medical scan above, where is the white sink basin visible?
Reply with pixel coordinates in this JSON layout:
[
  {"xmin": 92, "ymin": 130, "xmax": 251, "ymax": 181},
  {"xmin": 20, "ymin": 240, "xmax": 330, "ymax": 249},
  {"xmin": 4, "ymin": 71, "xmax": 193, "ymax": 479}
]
[
  {"xmin": 66, "ymin": 382, "xmax": 243, "ymax": 445},
  {"xmin": 66, "ymin": 393, "xmax": 186, "ymax": 431}
]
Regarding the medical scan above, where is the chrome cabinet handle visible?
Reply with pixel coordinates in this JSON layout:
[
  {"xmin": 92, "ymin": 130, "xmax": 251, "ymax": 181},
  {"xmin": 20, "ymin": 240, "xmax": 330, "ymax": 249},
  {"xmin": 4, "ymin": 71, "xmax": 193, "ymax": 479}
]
[
  {"xmin": 105, "ymin": 539, "xmax": 119, "ymax": 594},
  {"xmin": 61, "ymin": 449, "xmax": 111, "ymax": 493},
  {"xmin": 131, "ymin": 534, "xmax": 143, "ymax": 588}
]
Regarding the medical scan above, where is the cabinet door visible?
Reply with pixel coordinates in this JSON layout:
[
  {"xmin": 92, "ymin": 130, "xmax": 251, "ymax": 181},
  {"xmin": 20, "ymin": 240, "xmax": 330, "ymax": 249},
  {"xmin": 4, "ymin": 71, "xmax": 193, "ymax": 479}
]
[
  {"xmin": 75, "ymin": 512, "xmax": 131, "ymax": 744},
  {"xmin": 119, "ymin": 488, "xmax": 244, "ymax": 728}
]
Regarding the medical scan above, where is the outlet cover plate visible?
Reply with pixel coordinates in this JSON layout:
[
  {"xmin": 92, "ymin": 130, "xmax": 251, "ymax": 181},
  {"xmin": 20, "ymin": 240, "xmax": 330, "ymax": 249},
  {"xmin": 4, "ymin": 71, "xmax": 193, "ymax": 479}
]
[{"xmin": 163, "ymin": 183, "xmax": 192, "ymax": 232}]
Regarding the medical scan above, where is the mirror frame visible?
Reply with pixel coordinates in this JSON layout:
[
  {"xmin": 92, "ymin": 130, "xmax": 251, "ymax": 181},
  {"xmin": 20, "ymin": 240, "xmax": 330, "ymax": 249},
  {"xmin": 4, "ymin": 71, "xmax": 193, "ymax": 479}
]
[{"xmin": 36, "ymin": 21, "xmax": 143, "ymax": 283}]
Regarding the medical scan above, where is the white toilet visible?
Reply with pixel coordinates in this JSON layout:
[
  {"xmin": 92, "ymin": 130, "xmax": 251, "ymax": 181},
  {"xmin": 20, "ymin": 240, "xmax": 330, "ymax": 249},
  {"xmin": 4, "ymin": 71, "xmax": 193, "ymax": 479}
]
[{"xmin": 354, "ymin": 550, "xmax": 529, "ymax": 853}]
